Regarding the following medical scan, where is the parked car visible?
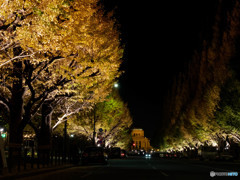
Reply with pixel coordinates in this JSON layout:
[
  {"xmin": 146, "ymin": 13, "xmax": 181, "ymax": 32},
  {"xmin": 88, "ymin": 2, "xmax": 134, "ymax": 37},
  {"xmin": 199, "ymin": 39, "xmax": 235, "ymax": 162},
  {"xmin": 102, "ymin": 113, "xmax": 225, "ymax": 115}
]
[
  {"xmin": 216, "ymin": 151, "xmax": 234, "ymax": 161},
  {"xmin": 127, "ymin": 150, "xmax": 138, "ymax": 156},
  {"xmin": 81, "ymin": 147, "xmax": 108, "ymax": 165},
  {"xmin": 120, "ymin": 149, "xmax": 128, "ymax": 158},
  {"xmin": 198, "ymin": 146, "xmax": 218, "ymax": 160},
  {"xmin": 158, "ymin": 152, "xmax": 174, "ymax": 158},
  {"xmin": 109, "ymin": 147, "xmax": 121, "ymax": 159}
]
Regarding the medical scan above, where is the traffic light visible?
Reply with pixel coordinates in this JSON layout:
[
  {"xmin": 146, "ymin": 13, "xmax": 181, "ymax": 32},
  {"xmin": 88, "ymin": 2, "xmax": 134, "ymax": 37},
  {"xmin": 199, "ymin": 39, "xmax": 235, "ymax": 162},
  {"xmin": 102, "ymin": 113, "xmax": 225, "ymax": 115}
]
[{"xmin": 1, "ymin": 133, "xmax": 6, "ymax": 138}]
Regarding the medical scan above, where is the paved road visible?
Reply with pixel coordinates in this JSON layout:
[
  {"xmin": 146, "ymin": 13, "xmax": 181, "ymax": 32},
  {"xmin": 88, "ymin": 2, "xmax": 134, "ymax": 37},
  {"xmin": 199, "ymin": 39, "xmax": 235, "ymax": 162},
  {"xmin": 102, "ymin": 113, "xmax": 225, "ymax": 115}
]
[{"xmin": 17, "ymin": 157, "xmax": 240, "ymax": 180}]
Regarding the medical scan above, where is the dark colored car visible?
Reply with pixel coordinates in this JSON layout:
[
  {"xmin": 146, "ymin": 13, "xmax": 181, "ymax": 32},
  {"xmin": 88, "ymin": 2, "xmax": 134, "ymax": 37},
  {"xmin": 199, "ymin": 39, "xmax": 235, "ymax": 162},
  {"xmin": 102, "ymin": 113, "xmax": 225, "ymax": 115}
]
[
  {"xmin": 120, "ymin": 149, "xmax": 128, "ymax": 158},
  {"xmin": 81, "ymin": 147, "xmax": 108, "ymax": 165},
  {"xmin": 109, "ymin": 147, "xmax": 121, "ymax": 159}
]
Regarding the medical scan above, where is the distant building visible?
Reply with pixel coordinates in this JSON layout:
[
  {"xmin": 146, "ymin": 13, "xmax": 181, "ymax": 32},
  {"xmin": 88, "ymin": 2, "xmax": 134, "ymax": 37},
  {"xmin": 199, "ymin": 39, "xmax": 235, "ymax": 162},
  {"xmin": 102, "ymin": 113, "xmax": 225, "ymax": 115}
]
[{"xmin": 131, "ymin": 128, "xmax": 152, "ymax": 152}]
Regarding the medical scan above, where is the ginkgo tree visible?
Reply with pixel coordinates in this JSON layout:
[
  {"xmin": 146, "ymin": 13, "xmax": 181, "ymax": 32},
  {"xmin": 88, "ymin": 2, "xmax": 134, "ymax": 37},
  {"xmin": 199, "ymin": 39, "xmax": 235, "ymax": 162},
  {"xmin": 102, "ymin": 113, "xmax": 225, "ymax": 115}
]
[
  {"xmin": 215, "ymin": 74, "xmax": 240, "ymax": 142},
  {"xmin": 156, "ymin": 1, "xmax": 240, "ymax": 151},
  {"xmin": 67, "ymin": 90, "xmax": 133, "ymax": 149},
  {"xmin": 0, "ymin": 0, "xmax": 123, "ymax": 164}
]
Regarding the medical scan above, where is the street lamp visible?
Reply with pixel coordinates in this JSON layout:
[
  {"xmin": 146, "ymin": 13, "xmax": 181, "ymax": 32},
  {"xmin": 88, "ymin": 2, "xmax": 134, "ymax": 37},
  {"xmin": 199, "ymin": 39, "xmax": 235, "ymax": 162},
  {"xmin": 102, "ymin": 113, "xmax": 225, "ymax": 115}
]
[{"xmin": 114, "ymin": 82, "xmax": 119, "ymax": 88}]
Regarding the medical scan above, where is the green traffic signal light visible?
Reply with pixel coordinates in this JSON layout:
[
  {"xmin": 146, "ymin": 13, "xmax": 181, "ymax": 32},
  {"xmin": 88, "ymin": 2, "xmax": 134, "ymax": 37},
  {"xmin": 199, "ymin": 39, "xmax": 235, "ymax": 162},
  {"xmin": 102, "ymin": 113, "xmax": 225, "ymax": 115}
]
[{"xmin": 1, "ymin": 133, "xmax": 6, "ymax": 138}]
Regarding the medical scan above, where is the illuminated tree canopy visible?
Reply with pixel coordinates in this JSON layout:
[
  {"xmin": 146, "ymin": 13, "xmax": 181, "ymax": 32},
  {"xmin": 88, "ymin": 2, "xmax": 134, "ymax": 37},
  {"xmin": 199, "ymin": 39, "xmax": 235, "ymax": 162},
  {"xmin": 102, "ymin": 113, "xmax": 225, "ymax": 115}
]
[
  {"xmin": 215, "ymin": 74, "xmax": 240, "ymax": 142},
  {"xmin": 155, "ymin": 1, "xmax": 240, "ymax": 151},
  {"xmin": 0, "ymin": 0, "xmax": 123, "ymax": 149},
  {"xmin": 67, "ymin": 90, "xmax": 133, "ymax": 149}
]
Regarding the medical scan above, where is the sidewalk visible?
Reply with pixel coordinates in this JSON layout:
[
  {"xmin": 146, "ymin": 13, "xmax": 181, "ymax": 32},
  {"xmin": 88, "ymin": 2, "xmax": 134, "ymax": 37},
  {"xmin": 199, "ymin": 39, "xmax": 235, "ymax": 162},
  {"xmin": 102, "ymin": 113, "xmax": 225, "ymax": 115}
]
[{"xmin": 0, "ymin": 164, "xmax": 76, "ymax": 179}]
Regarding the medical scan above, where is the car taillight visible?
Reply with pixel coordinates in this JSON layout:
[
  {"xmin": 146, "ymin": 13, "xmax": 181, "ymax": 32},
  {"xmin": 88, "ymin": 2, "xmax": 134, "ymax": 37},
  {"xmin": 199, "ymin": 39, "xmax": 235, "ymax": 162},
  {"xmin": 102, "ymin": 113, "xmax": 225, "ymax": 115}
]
[{"xmin": 121, "ymin": 153, "xmax": 125, "ymax": 157}]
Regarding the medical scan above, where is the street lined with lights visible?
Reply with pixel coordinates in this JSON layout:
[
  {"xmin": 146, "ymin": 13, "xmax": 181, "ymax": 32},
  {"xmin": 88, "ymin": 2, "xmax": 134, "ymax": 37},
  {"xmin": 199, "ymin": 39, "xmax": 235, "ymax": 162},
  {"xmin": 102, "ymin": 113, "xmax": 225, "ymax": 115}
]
[{"xmin": 0, "ymin": 1, "xmax": 240, "ymax": 179}]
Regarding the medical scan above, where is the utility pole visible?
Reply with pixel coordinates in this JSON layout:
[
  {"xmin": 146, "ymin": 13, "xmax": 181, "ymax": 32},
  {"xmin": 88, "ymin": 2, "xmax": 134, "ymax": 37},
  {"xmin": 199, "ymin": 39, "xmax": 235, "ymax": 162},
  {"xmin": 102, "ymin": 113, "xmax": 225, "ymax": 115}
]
[
  {"xmin": 92, "ymin": 105, "xmax": 96, "ymax": 146},
  {"xmin": 63, "ymin": 120, "xmax": 67, "ymax": 162}
]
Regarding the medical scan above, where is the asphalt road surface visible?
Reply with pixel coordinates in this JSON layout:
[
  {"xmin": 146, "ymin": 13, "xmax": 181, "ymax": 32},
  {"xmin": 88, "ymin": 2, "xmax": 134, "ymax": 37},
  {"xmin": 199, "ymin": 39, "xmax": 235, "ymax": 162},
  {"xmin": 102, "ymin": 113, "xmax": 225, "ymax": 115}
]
[{"xmin": 17, "ymin": 157, "xmax": 240, "ymax": 180}]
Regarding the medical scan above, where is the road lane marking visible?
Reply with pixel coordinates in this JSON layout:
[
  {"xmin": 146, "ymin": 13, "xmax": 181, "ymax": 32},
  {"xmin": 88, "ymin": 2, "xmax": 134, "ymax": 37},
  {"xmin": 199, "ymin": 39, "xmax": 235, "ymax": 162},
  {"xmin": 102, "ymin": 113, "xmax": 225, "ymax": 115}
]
[
  {"xmin": 159, "ymin": 170, "xmax": 169, "ymax": 177},
  {"xmin": 146, "ymin": 161, "xmax": 169, "ymax": 177},
  {"xmin": 80, "ymin": 172, "xmax": 93, "ymax": 178},
  {"xmin": 151, "ymin": 165, "xmax": 168, "ymax": 177},
  {"xmin": 79, "ymin": 166, "xmax": 106, "ymax": 178}
]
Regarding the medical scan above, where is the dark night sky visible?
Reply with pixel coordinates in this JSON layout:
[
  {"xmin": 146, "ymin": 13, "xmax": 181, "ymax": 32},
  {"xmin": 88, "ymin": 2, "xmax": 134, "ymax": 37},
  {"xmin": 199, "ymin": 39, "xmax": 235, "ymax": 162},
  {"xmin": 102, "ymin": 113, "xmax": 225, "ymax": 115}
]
[{"xmin": 102, "ymin": 0, "xmax": 219, "ymax": 139}]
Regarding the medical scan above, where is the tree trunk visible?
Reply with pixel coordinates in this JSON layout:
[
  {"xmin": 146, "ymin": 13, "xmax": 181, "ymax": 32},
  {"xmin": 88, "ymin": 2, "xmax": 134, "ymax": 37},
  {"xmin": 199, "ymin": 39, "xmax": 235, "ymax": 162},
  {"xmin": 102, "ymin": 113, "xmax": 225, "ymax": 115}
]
[
  {"xmin": 38, "ymin": 100, "xmax": 53, "ymax": 165},
  {"xmin": 9, "ymin": 60, "xmax": 24, "ymax": 171}
]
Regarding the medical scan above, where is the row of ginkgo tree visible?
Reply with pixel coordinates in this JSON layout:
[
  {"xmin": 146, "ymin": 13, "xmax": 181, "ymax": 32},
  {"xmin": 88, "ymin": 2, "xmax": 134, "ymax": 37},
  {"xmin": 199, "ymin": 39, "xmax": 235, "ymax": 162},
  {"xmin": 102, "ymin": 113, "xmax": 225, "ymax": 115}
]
[
  {"xmin": 153, "ymin": 1, "xmax": 240, "ymax": 151},
  {"xmin": 0, "ymin": 0, "xmax": 127, "ymax": 165}
]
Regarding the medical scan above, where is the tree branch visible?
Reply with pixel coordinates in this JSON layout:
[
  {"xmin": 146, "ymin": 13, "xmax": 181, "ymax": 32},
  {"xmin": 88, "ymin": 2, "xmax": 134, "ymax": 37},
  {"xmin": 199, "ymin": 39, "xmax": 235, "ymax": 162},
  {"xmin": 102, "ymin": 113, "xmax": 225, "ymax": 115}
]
[
  {"xmin": 52, "ymin": 101, "xmax": 90, "ymax": 130},
  {"xmin": 0, "ymin": 96, "xmax": 9, "ymax": 112},
  {"xmin": 0, "ymin": 100, "xmax": 10, "ymax": 113},
  {"xmin": 0, "ymin": 10, "xmax": 33, "ymax": 31},
  {"xmin": 31, "ymin": 56, "xmax": 64, "ymax": 82},
  {"xmin": 28, "ymin": 121, "xmax": 40, "ymax": 138},
  {"xmin": 0, "ymin": 53, "xmax": 36, "ymax": 67}
]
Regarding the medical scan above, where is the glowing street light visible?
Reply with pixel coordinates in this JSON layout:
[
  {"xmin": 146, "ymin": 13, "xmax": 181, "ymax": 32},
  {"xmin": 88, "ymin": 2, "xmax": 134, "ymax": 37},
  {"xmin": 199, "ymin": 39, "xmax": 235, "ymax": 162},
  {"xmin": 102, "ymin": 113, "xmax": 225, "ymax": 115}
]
[{"xmin": 114, "ymin": 83, "xmax": 119, "ymax": 88}]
